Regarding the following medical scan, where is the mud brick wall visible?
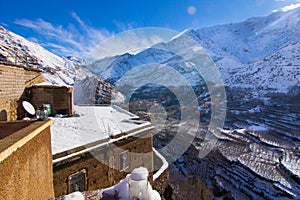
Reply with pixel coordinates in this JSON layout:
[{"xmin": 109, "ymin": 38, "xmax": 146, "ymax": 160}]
[
  {"xmin": 53, "ymin": 131, "xmax": 153, "ymax": 197},
  {"xmin": 0, "ymin": 121, "xmax": 54, "ymax": 200},
  {"xmin": 0, "ymin": 64, "xmax": 42, "ymax": 121},
  {"xmin": 25, "ymin": 86, "xmax": 74, "ymax": 116},
  {"xmin": 0, "ymin": 99, "xmax": 18, "ymax": 121}
]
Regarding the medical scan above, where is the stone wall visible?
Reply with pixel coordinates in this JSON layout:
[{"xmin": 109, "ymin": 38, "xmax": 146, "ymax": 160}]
[
  {"xmin": 0, "ymin": 64, "xmax": 43, "ymax": 121},
  {"xmin": 74, "ymin": 76, "xmax": 113, "ymax": 105},
  {"xmin": 152, "ymin": 167, "xmax": 170, "ymax": 198},
  {"xmin": 0, "ymin": 99, "xmax": 17, "ymax": 121},
  {"xmin": 53, "ymin": 132, "xmax": 154, "ymax": 197},
  {"xmin": 0, "ymin": 120, "xmax": 54, "ymax": 200},
  {"xmin": 94, "ymin": 78, "xmax": 113, "ymax": 105}
]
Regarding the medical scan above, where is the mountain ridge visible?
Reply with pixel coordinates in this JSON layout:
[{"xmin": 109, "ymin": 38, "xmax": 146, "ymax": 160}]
[
  {"xmin": 1, "ymin": 8, "xmax": 299, "ymax": 94},
  {"xmin": 88, "ymin": 8, "xmax": 300, "ymax": 94}
]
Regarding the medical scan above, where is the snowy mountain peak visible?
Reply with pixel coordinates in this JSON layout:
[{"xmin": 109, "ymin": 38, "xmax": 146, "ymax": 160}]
[
  {"xmin": 88, "ymin": 8, "xmax": 300, "ymax": 94},
  {"xmin": 1, "ymin": 7, "xmax": 299, "ymax": 94},
  {"xmin": 195, "ymin": 8, "xmax": 300, "ymax": 64}
]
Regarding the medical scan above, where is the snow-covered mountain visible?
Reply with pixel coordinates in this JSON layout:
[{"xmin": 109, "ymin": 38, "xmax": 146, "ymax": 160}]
[
  {"xmin": 0, "ymin": 26, "xmax": 124, "ymax": 105},
  {"xmin": 1, "ymin": 8, "xmax": 299, "ymax": 96},
  {"xmin": 0, "ymin": 26, "xmax": 90, "ymax": 86},
  {"xmin": 89, "ymin": 8, "xmax": 300, "ymax": 94}
]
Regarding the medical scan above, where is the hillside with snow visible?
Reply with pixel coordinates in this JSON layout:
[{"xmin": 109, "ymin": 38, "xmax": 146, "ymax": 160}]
[
  {"xmin": 89, "ymin": 8, "xmax": 300, "ymax": 94},
  {"xmin": 0, "ymin": 26, "xmax": 90, "ymax": 86}
]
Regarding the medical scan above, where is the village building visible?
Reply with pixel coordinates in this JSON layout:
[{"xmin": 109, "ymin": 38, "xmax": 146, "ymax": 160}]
[
  {"xmin": 0, "ymin": 63, "xmax": 44, "ymax": 121},
  {"xmin": 74, "ymin": 76, "xmax": 113, "ymax": 105},
  {"xmin": 0, "ymin": 62, "xmax": 169, "ymax": 200},
  {"xmin": 24, "ymin": 84, "xmax": 74, "ymax": 117},
  {"xmin": 51, "ymin": 105, "xmax": 155, "ymax": 197},
  {"xmin": 0, "ymin": 63, "xmax": 55, "ymax": 199}
]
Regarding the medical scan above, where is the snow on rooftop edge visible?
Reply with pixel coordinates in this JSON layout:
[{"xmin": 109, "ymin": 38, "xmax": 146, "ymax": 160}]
[
  {"xmin": 50, "ymin": 105, "xmax": 151, "ymax": 155},
  {"xmin": 153, "ymin": 148, "xmax": 169, "ymax": 181}
]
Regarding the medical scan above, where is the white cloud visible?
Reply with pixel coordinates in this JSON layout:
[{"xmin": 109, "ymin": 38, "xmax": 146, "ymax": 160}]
[
  {"xmin": 14, "ymin": 14, "xmax": 177, "ymax": 61},
  {"xmin": 43, "ymin": 43, "xmax": 75, "ymax": 55},
  {"xmin": 281, "ymin": 2, "xmax": 300, "ymax": 11},
  {"xmin": 89, "ymin": 28, "xmax": 178, "ymax": 61},
  {"xmin": 27, "ymin": 37, "xmax": 39, "ymax": 43},
  {"xmin": 14, "ymin": 13, "xmax": 112, "ymax": 58},
  {"xmin": 272, "ymin": 0, "xmax": 300, "ymax": 13},
  {"xmin": 113, "ymin": 20, "xmax": 137, "ymax": 32}
]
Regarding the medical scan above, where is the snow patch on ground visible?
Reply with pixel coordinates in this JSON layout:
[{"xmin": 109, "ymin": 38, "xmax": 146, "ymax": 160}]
[{"xmin": 62, "ymin": 192, "xmax": 84, "ymax": 200}]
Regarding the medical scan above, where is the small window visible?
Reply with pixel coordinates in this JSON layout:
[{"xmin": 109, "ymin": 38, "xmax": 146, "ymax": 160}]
[
  {"xmin": 68, "ymin": 169, "xmax": 87, "ymax": 193},
  {"xmin": 120, "ymin": 151, "xmax": 129, "ymax": 171}
]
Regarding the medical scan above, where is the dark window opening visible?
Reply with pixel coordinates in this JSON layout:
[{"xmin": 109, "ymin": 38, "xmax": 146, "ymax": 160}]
[
  {"xmin": 0, "ymin": 110, "xmax": 7, "ymax": 121},
  {"xmin": 68, "ymin": 169, "xmax": 87, "ymax": 193}
]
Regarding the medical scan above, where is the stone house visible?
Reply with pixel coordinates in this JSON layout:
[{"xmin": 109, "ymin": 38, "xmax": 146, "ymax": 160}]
[
  {"xmin": 0, "ymin": 63, "xmax": 73, "ymax": 121},
  {"xmin": 51, "ymin": 105, "xmax": 160, "ymax": 197},
  {"xmin": 0, "ymin": 63, "xmax": 169, "ymax": 199},
  {"xmin": 24, "ymin": 85, "xmax": 74, "ymax": 116},
  {"xmin": 0, "ymin": 63, "xmax": 44, "ymax": 121}
]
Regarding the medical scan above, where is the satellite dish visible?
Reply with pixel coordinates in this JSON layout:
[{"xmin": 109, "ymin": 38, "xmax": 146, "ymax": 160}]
[{"xmin": 22, "ymin": 101, "xmax": 36, "ymax": 115}]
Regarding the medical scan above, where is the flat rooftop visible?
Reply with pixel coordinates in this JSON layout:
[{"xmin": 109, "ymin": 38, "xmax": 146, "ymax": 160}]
[{"xmin": 51, "ymin": 105, "xmax": 151, "ymax": 155}]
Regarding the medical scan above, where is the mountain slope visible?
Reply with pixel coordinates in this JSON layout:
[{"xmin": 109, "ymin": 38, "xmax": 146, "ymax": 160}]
[
  {"xmin": 89, "ymin": 8, "xmax": 300, "ymax": 94},
  {"xmin": 195, "ymin": 9, "xmax": 300, "ymax": 63},
  {"xmin": 0, "ymin": 26, "xmax": 89, "ymax": 86}
]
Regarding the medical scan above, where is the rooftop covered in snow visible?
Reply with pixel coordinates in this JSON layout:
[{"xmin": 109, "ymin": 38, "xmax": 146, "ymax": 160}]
[{"xmin": 51, "ymin": 105, "xmax": 152, "ymax": 156}]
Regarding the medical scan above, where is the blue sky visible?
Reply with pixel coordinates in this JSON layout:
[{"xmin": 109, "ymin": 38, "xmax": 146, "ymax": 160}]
[{"xmin": 1, "ymin": 0, "xmax": 300, "ymax": 58}]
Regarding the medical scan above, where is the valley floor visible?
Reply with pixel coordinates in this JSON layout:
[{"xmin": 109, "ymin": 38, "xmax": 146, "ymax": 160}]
[{"xmin": 144, "ymin": 88, "xmax": 300, "ymax": 200}]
